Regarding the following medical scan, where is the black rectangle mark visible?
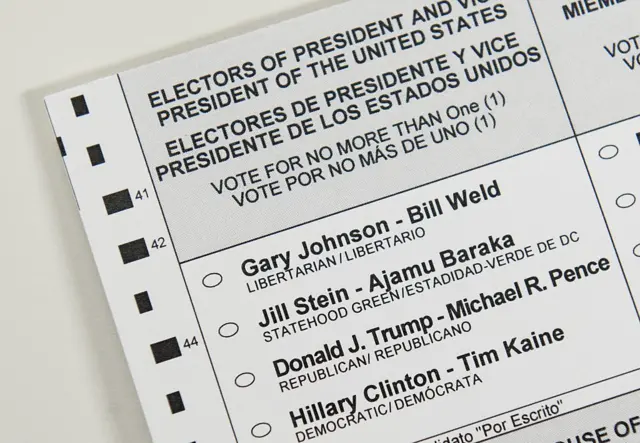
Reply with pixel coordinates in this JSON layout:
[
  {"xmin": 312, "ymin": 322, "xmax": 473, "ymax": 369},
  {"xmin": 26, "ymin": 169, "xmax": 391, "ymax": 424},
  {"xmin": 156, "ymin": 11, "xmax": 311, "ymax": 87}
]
[
  {"xmin": 87, "ymin": 144, "xmax": 105, "ymax": 166},
  {"xmin": 151, "ymin": 337, "xmax": 182, "ymax": 364},
  {"xmin": 134, "ymin": 291, "xmax": 153, "ymax": 314},
  {"xmin": 71, "ymin": 95, "xmax": 89, "ymax": 117},
  {"xmin": 167, "ymin": 391, "xmax": 185, "ymax": 414},
  {"xmin": 57, "ymin": 137, "xmax": 66, "ymax": 157},
  {"xmin": 103, "ymin": 189, "xmax": 133, "ymax": 215},
  {"xmin": 636, "ymin": 132, "xmax": 639, "ymax": 145},
  {"xmin": 119, "ymin": 238, "xmax": 149, "ymax": 264}
]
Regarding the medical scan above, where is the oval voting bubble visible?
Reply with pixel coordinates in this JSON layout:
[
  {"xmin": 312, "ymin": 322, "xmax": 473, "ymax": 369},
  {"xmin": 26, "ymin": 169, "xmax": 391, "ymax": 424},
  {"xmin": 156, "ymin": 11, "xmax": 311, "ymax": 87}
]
[
  {"xmin": 202, "ymin": 272, "xmax": 223, "ymax": 288},
  {"xmin": 234, "ymin": 372, "xmax": 256, "ymax": 388},
  {"xmin": 251, "ymin": 423, "xmax": 272, "ymax": 439},
  {"xmin": 218, "ymin": 322, "xmax": 239, "ymax": 338},
  {"xmin": 616, "ymin": 193, "xmax": 636, "ymax": 209},
  {"xmin": 634, "ymin": 244, "xmax": 640, "ymax": 258},
  {"xmin": 598, "ymin": 145, "xmax": 619, "ymax": 160}
]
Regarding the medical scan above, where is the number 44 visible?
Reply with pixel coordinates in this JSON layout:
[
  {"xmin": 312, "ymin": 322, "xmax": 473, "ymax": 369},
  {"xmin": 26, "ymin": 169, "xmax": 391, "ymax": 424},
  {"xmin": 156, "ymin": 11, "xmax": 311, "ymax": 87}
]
[{"xmin": 183, "ymin": 337, "xmax": 199, "ymax": 349}]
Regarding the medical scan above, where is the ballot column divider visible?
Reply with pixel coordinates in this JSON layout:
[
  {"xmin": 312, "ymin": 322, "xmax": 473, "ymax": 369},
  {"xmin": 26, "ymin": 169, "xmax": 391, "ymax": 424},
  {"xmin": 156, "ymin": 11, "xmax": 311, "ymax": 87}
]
[{"xmin": 525, "ymin": 0, "xmax": 638, "ymax": 320}]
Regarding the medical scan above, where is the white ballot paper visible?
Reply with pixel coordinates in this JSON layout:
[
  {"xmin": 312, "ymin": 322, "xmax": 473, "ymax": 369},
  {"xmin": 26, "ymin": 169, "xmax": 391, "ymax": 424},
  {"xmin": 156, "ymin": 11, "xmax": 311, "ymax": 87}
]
[{"xmin": 45, "ymin": 1, "xmax": 640, "ymax": 442}]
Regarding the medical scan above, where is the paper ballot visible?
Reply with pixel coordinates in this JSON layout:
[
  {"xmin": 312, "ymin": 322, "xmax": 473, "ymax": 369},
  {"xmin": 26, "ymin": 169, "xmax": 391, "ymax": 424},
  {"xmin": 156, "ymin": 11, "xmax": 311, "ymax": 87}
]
[{"xmin": 45, "ymin": 1, "xmax": 640, "ymax": 442}]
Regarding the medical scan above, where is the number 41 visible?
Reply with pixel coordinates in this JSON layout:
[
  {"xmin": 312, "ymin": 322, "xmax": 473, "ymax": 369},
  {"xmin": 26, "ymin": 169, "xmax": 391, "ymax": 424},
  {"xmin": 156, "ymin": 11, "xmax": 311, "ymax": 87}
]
[{"xmin": 135, "ymin": 189, "xmax": 149, "ymax": 200}]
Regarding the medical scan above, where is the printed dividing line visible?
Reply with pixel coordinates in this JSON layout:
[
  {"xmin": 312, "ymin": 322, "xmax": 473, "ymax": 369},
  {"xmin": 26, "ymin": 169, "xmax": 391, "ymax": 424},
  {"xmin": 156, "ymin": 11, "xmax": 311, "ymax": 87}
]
[{"xmin": 413, "ymin": 367, "xmax": 640, "ymax": 443}]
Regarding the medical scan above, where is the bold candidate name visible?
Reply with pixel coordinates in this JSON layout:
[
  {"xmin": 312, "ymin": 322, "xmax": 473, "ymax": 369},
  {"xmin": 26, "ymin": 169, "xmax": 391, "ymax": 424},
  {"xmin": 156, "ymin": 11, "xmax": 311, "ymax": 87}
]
[{"xmin": 241, "ymin": 220, "xmax": 390, "ymax": 277}]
